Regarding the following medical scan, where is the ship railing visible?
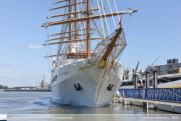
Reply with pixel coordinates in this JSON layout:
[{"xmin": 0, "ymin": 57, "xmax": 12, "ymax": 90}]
[
  {"xmin": 58, "ymin": 58, "xmax": 123, "ymax": 69},
  {"xmin": 58, "ymin": 59, "xmax": 86, "ymax": 68},
  {"xmin": 115, "ymin": 59, "xmax": 124, "ymax": 66}
]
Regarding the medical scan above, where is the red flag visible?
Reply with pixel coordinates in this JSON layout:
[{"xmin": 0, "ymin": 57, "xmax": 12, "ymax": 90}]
[{"xmin": 120, "ymin": 16, "xmax": 122, "ymax": 27}]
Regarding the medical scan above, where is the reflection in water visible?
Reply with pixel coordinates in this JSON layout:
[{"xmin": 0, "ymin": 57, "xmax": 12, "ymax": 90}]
[{"xmin": 0, "ymin": 92, "xmax": 174, "ymax": 114}]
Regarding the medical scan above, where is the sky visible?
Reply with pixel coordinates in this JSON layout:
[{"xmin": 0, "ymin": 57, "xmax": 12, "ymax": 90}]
[{"xmin": 0, "ymin": 0, "xmax": 181, "ymax": 87}]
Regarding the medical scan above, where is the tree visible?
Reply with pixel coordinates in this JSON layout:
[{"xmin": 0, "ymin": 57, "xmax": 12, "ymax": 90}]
[
  {"xmin": 4, "ymin": 86, "xmax": 8, "ymax": 89},
  {"xmin": 0, "ymin": 85, "xmax": 3, "ymax": 89},
  {"xmin": 0, "ymin": 85, "xmax": 10, "ymax": 89}
]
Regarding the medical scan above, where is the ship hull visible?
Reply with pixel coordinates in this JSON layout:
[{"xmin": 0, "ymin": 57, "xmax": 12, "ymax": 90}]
[{"xmin": 51, "ymin": 59, "xmax": 123, "ymax": 107}]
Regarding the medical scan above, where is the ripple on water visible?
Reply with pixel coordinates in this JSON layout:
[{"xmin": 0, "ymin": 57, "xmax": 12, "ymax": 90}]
[{"xmin": 32, "ymin": 97, "xmax": 52, "ymax": 106}]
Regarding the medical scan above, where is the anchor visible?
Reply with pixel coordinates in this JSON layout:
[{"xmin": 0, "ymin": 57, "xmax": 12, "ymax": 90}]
[
  {"xmin": 107, "ymin": 83, "xmax": 114, "ymax": 91},
  {"xmin": 74, "ymin": 83, "xmax": 82, "ymax": 91}
]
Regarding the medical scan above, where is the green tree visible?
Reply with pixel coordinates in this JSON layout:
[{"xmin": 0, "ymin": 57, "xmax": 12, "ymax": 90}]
[
  {"xmin": 4, "ymin": 86, "xmax": 8, "ymax": 89},
  {"xmin": 0, "ymin": 85, "xmax": 3, "ymax": 89}
]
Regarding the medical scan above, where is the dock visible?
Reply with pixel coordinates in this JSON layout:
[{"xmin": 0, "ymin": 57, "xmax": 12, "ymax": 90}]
[
  {"xmin": 117, "ymin": 88, "xmax": 181, "ymax": 113},
  {"xmin": 118, "ymin": 97, "xmax": 181, "ymax": 113}
]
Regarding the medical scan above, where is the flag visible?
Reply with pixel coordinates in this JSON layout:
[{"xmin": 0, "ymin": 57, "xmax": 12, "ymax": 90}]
[{"xmin": 120, "ymin": 16, "xmax": 122, "ymax": 27}]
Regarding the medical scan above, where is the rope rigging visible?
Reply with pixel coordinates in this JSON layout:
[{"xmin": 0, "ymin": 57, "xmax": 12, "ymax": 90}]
[{"xmin": 43, "ymin": 0, "xmax": 136, "ymax": 72}]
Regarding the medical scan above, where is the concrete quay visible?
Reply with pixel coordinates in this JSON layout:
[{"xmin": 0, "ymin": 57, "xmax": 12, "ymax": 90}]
[{"xmin": 115, "ymin": 97, "xmax": 181, "ymax": 113}]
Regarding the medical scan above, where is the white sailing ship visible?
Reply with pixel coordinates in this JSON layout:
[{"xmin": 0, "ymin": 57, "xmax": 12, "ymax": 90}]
[{"xmin": 42, "ymin": 0, "xmax": 137, "ymax": 107}]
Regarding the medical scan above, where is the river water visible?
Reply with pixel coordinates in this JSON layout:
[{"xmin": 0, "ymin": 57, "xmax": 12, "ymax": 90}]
[{"xmin": 0, "ymin": 91, "xmax": 179, "ymax": 121}]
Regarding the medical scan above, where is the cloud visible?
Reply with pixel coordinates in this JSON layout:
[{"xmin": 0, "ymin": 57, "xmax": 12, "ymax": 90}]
[
  {"xmin": 12, "ymin": 63, "xmax": 17, "ymax": 66},
  {"xmin": 14, "ymin": 74, "xmax": 21, "ymax": 77},
  {"xmin": 0, "ymin": 48, "xmax": 2, "ymax": 51},
  {"xmin": 3, "ymin": 63, "xmax": 17, "ymax": 67},
  {"xmin": 18, "ymin": 44, "xmax": 42, "ymax": 49},
  {"xmin": 28, "ymin": 45, "xmax": 42, "ymax": 49}
]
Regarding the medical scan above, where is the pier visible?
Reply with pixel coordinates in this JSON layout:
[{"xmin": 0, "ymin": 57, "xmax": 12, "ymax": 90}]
[
  {"xmin": 118, "ymin": 88, "xmax": 181, "ymax": 113},
  {"xmin": 118, "ymin": 97, "xmax": 181, "ymax": 113}
]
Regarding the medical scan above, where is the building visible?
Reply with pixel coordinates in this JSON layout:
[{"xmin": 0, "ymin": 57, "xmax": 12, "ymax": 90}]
[
  {"xmin": 14, "ymin": 87, "xmax": 36, "ymax": 90},
  {"xmin": 122, "ymin": 58, "xmax": 181, "ymax": 87},
  {"xmin": 36, "ymin": 81, "xmax": 41, "ymax": 89}
]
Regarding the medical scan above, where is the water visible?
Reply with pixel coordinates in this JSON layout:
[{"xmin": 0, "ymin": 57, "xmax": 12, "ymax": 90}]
[
  {"xmin": 0, "ymin": 91, "xmax": 179, "ymax": 121},
  {"xmin": 0, "ymin": 91, "xmax": 174, "ymax": 114}
]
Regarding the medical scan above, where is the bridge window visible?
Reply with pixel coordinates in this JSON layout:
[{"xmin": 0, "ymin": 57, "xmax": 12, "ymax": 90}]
[{"xmin": 73, "ymin": 56, "xmax": 76, "ymax": 59}]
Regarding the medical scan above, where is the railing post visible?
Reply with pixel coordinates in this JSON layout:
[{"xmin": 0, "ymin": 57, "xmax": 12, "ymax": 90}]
[
  {"xmin": 171, "ymin": 88, "xmax": 173, "ymax": 101},
  {"xmin": 144, "ymin": 88, "xmax": 146, "ymax": 99}
]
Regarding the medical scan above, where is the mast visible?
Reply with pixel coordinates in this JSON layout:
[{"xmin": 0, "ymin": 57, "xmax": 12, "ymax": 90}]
[
  {"xmin": 102, "ymin": 27, "xmax": 123, "ymax": 60},
  {"xmin": 69, "ymin": 0, "xmax": 72, "ymax": 52},
  {"xmin": 75, "ymin": 0, "xmax": 77, "ymax": 52},
  {"xmin": 53, "ymin": 0, "xmax": 69, "ymax": 4},
  {"xmin": 87, "ymin": 0, "xmax": 90, "ymax": 58},
  {"xmin": 44, "ymin": 37, "xmax": 102, "ymax": 45},
  {"xmin": 97, "ymin": 27, "xmax": 123, "ymax": 69},
  {"xmin": 42, "ymin": 0, "xmax": 138, "ymax": 60},
  {"xmin": 42, "ymin": 11, "xmax": 138, "ymax": 27},
  {"xmin": 47, "ymin": 8, "xmax": 104, "ymax": 19}
]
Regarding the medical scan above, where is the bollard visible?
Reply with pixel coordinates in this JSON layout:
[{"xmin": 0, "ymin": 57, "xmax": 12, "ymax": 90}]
[
  {"xmin": 153, "ymin": 68, "xmax": 158, "ymax": 88},
  {"xmin": 132, "ymin": 69, "xmax": 134, "ymax": 85},
  {"xmin": 143, "ymin": 102, "xmax": 148, "ymax": 109},
  {"xmin": 145, "ymin": 71, "xmax": 150, "ymax": 88},
  {"xmin": 134, "ymin": 74, "xmax": 138, "ymax": 89}
]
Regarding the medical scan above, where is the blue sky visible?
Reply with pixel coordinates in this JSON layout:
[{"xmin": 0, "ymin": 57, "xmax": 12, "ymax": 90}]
[{"xmin": 0, "ymin": 0, "xmax": 181, "ymax": 87}]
